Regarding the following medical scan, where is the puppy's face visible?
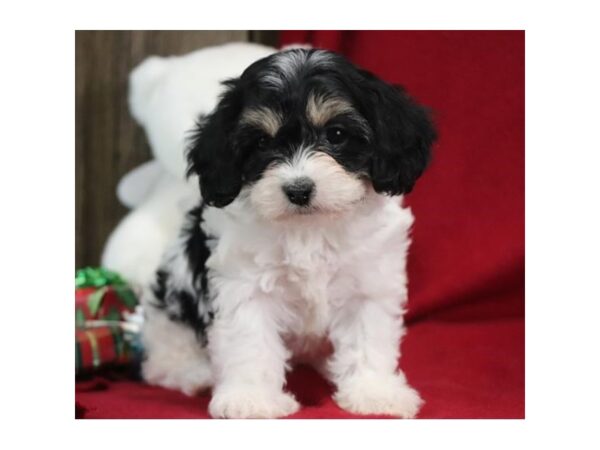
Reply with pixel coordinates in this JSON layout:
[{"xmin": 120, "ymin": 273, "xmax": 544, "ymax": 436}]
[{"xmin": 188, "ymin": 49, "xmax": 436, "ymax": 220}]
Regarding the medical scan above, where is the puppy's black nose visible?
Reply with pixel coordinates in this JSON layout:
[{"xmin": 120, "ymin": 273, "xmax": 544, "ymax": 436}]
[{"xmin": 283, "ymin": 178, "xmax": 315, "ymax": 206}]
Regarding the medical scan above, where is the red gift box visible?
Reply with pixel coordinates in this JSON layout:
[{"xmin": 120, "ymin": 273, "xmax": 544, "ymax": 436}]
[
  {"xmin": 75, "ymin": 286, "xmax": 137, "ymax": 326},
  {"xmin": 75, "ymin": 268, "xmax": 141, "ymax": 374},
  {"xmin": 76, "ymin": 325, "xmax": 137, "ymax": 373}
]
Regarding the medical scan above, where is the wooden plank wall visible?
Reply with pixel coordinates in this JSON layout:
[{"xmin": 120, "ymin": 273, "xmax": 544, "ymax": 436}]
[{"xmin": 75, "ymin": 31, "xmax": 278, "ymax": 269}]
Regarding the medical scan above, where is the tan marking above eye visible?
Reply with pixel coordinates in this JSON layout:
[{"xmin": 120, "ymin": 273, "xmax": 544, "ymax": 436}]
[
  {"xmin": 240, "ymin": 107, "xmax": 283, "ymax": 137},
  {"xmin": 306, "ymin": 94, "xmax": 355, "ymax": 127}
]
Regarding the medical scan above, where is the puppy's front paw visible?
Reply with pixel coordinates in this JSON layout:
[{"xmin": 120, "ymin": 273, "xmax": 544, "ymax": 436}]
[
  {"xmin": 334, "ymin": 373, "xmax": 423, "ymax": 418},
  {"xmin": 209, "ymin": 386, "xmax": 300, "ymax": 419}
]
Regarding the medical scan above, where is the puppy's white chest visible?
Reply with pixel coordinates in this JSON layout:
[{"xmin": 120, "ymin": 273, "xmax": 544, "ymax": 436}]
[{"xmin": 281, "ymin": 234, "xmax": 339, "ymax": 336}]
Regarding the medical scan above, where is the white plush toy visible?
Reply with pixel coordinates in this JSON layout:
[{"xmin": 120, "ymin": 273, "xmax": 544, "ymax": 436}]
[{"xmin": 101, "ymin": 42, "xmax": 277, "ymax": 289}]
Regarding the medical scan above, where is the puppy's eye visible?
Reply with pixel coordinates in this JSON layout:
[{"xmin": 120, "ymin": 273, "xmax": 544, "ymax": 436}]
[
  {"xmin": 256, "ymin": 135, "xmax": 270, "ymax": 150},
  {"xmin": 325, "ymin": 126, "xmax": 347, "ymax": 145}
]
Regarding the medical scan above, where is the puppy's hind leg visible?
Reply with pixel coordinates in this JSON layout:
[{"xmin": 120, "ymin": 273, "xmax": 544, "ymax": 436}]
[{"xmin": 141, "ymin": 307, "xmax": 213, "ymax": 396}]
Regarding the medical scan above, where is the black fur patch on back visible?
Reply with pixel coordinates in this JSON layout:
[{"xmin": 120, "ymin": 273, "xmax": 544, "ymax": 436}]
[
  {"xmin": 183, "ymin": 205, "xmax": 211, "ymax": 293},
  {"xmin": 150, "ymin": 203, "xmax": 215, "ymax": 345}
]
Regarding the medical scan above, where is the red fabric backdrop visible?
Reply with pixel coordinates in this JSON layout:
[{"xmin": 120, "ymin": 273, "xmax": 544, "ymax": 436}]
[{"xmin": 76, "ymin": 31, "xmax": 524, "ymax": 419}]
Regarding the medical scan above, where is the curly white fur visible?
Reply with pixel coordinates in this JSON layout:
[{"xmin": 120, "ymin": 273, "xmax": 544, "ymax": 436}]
[{"xmin": 141, "ymin": 189, "xmax": 422, "ymax": 418}]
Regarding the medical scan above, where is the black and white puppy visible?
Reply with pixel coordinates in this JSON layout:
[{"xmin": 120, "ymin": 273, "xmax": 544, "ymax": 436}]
[{"xmin": 141, "ymin": 48, "xmax": 436, "ymax": 419}]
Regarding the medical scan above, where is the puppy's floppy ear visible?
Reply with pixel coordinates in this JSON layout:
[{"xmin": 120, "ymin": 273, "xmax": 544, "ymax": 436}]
[
  {"xmin": 360, "ymin": 72, "xmax": 437, "ymax": 195},
  {"xmin": 187, "ymin": 79, "xmax": 245, "ymax": 207}
]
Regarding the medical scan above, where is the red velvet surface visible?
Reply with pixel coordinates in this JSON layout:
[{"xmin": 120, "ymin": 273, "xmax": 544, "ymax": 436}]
[{"xmin": 76, "ymin": 31, "xmax": 524, "ymax": 419}]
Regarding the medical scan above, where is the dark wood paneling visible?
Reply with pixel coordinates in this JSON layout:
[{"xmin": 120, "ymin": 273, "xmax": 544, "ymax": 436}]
[
  {"xmin": 75, "ymin": 31, "xmax": 278, "ymax": 268},
  {"xmin": 249, "ymin": 30, "xmax": 279, "ymax": 47}
]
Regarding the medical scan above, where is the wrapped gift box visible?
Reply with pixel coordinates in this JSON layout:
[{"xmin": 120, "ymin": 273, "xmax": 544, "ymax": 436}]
[
  {"xmin": 75, "ymin": 267, "xmax": 138, "ymax": 327},
  {"xmin": 75, "ymin": 267, "xmax": 142, "ymax": 374},
  {"xmin": 76, "ymin": 324, "xmax": 138, "ymax": 373}
]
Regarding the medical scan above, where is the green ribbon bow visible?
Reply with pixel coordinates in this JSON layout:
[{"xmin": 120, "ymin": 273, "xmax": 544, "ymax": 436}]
[
  {"xmin": 75, "ymin": 267, "xmax": 127, "ymax": 289},
  {"xmin": 75, "ymin": 267, "xmax": 138, "ymax": 318}
]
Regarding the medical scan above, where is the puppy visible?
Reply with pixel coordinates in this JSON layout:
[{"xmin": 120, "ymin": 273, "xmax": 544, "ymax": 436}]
[{"xmin": 140, "ymin": 48, "xmax": 436, "ymax": 419}]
